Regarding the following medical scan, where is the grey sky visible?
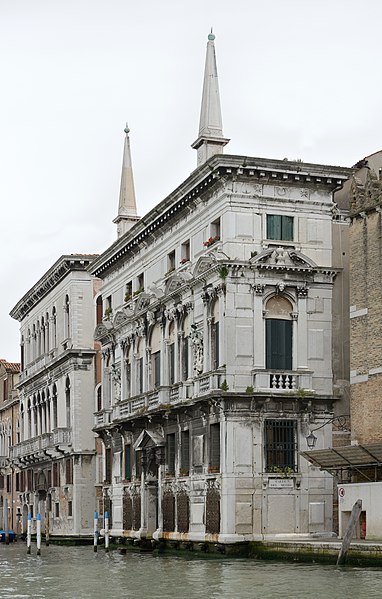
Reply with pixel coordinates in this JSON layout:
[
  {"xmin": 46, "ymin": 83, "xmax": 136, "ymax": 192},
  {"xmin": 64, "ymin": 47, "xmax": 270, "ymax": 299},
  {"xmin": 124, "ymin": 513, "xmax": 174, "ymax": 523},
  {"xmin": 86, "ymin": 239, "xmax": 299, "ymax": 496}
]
[{"xmin": 1, "ymin": 0, "xmax": 381, "ymax": 361}]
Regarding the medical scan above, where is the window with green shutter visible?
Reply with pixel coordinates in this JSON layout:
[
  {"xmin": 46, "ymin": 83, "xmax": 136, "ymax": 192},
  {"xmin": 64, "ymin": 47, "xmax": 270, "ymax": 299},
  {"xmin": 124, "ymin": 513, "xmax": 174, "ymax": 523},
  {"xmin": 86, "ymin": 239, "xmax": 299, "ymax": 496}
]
[
  {"xmin": 266, "ymin": 319, "xmax": 292, "ymax": 370},
  {"xmin": 267, "ymin": 215, "xmax": 294, "ymax": 241},
  {"xmin": 209, "ymin": 423, "xmax": 220, "ymax": 473}
]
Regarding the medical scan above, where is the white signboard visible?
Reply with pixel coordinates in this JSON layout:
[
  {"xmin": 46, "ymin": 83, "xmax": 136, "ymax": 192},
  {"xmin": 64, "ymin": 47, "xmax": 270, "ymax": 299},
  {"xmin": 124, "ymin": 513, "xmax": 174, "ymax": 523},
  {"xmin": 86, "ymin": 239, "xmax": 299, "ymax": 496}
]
[{"xmin": 268, "ymin": 478, "xmax": 294, "ymax": 489}]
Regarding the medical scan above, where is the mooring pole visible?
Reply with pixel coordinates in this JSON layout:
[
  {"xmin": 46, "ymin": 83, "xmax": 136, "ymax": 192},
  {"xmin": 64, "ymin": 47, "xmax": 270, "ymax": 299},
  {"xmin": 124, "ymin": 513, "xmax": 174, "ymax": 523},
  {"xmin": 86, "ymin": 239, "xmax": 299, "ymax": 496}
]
[
  {"xmin": 337, "ymin": 499, "xmax": 362, "ymax": 566},
  {"xmin": 4, "ymin": 498, "xmax": 9, "ymax": 545},
  {"xmin": 105, "ymin": 511, "xmax": 109, "ymax": 553},
  {"xmin": 36, "ymin": 513, "xmax": 41, "ymax": 556},
  {"xmin": 93, "ymin": 511, "xmax": 98, "ymax": 552},
  {"xmin": 45, "ymin": 511, "xmax": 50, "ymax": 546},
  {"xmin": 27, "ymin": 513, "xmax": 32, "ymax": 554}
]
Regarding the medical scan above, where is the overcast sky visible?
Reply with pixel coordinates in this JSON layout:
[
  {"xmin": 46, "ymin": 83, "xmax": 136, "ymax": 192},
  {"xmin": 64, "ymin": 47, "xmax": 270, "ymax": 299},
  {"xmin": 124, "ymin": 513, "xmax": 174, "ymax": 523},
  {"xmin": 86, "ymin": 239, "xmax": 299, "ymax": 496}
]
[{"xmin": 1, "ymin": 0, "xmax": 381, "ymax": 362}]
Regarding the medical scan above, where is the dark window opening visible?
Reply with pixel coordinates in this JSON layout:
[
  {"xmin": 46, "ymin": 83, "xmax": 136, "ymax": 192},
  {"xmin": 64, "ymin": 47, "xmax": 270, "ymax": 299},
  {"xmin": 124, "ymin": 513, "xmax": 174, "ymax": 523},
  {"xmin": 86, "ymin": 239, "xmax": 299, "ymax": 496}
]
[
  {"xmin": 264, "ymin": 419, "xmax": 297, "ymax": 473},
  {"xmin": 209, "ymin": 423, "xmax": 220, "ymax": 473},
  {"xmin": 267, "ymin": 214, "xmax": 294, "ymax": 241}
]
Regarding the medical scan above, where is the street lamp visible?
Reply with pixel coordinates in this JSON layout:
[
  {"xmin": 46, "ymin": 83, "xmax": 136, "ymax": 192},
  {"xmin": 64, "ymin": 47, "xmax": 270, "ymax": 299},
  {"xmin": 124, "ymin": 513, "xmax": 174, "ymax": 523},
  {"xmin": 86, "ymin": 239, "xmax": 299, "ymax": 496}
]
[{"xmin": 305, "ymin": 415, "xmax": 350, "ymax": 449}]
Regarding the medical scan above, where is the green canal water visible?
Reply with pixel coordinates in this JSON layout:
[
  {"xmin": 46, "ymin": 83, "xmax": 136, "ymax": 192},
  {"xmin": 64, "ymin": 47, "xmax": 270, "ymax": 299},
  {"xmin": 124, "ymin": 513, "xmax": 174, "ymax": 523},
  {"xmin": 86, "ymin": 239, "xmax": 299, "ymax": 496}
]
[{"xmin": 1, "ymin": 542, "xmax": 382, "ymax": 598}]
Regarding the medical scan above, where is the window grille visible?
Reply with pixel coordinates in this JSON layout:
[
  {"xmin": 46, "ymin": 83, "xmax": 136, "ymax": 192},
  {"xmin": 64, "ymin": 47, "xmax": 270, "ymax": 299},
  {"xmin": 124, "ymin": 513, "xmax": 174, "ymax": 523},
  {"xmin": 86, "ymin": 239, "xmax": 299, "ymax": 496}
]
[{"xmin": 264, "ymin": 419, "xmax": 297, "ymax": 472}]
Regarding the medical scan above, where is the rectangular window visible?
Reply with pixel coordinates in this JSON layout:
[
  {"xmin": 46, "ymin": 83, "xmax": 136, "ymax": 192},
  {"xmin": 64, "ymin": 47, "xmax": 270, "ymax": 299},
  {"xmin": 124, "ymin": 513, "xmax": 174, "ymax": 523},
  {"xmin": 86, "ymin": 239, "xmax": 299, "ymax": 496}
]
[
  {"xmin": 125, "ymin": 281, "xmax": 133, "ymax": 302},
  {"xmin": 30, "ymin": 504, "xmax": 34, "ymax": 518},
  {"xmin": 65, "ymin": 458, "xmax": 73, "ymax": 485},
  {"xmin": 105, "ymin": 447, "xmax": 112, "ymax": 484},
  {"xmin": 209, "ymin": 423, "xmax": 220, "ymax": 473},
  {"xmin": 0, "ymin": 475, "xmax": 4, "ymax": 489},
  {"xmin": 153, "ymin": 351, "xmax": 161, "ymax": 388},
  {"xmin": 266, "ymin": 215, "xmax": 294, "ymax": 241},
  {"xmin": 6, "ymin": 475, "xmax": 11, "ymax": 493},
  {"xmin": 181, "ymin": 239, "xmax": 190, "ymax": 264},
  {"xmin": 136, "ymin": 273, "xmax": 144, "ymax": 294},
  {"xmin": 180, "ymin": 430, "xmax": 190, "ymax": 475},
  {"xmin": 211, "ymin": 217, "xmax": 221, "ymax": 240},
  {"xmin": 266, "ymin": 319, "xmax": 292, "ymax": 370},
  {"xmin": 15, "ymin": 472, "xmax": 20, "ymax": 492},
  {"xmin": 68, "ymin": 501, "xmax": 73, "ymax": 517},
  {"xmin": 167, "ymin": 250, "xmax": 175, "ymax": 273},
  {"xmin": 55, "ymin": 503, "xmax": 60, "ymax": 518},
  {"xmin": 166, "ymin": 433, "xmax": 176, "ymax": 476},
  {"xmin": 52, "ymin": 462, "xmax": 60, "ymax": 487},
  {"xmin": 264, "ymin": 419, "xmax": 297, "ymax": 473},
  {"xmin": 124, "ymin": 444, "xmax": 132, "ymax": 481}
]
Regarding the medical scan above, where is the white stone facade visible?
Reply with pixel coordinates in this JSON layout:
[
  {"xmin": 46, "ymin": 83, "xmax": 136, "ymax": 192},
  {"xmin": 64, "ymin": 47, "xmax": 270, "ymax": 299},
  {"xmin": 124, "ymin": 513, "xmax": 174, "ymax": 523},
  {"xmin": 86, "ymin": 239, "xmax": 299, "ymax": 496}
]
[
  {"xmin": 91, "ymin": 154, "xmax": 351, "ymax": 542},
  {"xmin": 10, "ymin": 255, "xmax": 100, "ymax": 538}
]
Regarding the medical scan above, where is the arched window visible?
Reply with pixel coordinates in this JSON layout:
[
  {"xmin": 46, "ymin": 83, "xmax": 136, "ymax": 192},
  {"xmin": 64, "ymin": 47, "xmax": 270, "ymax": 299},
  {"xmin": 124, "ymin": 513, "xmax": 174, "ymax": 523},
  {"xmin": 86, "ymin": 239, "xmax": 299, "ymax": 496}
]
[
  {"xmin": 124, "ymin": 345, "xmax": 132, "ymax": 399},
  {"xmin": 265, "ymin": 296, "xmax": 293, "ymax": 371},
  {"xmin": 45, "ymin": 312, "xmax": 50, "ymax": 352},
  {"xmin": 150, "ymin": 325, "xmax": 161, "ymax": 389},
  {"xmin": 46, "ymin": 388, "xmax": 51, "ymax": 432},
  {"xmin": 211, "ymin": 300, "xmax": 220, "ymax": 371},
  {"xmin": 65, "ymin": 376, "xmax": 71, "ymax": 428},
  {"xmin": 52, "ymin": 307, "xmax": 57, "ymax": 349},
  {"xmin": 52, "ymin": 384, "xmax": 58, "ymax": 429},
  {"xmin": 27, "ymin": 399, "xmax": 31, "ymax": 438},
  {"xmin": 96, "ymin": 384, "xmax": 102, "ymax": 412},
  {"xmin": 96, "ymin": 295, "xmax": 103, "ymax": 326},
  {"xmin": 168, "ymin": 322, "xmax": 175, "ymax": 385},
  {"xmin": 181, "ymin": 314, "xmax": 190, "ymax": 382},
  {"xmin": 136, "ymin": 340, "xmax": 144, "ymax": 395},
  {"xmin": 64, "ymin": 295, "xmax": 70, "ymax": 339}
]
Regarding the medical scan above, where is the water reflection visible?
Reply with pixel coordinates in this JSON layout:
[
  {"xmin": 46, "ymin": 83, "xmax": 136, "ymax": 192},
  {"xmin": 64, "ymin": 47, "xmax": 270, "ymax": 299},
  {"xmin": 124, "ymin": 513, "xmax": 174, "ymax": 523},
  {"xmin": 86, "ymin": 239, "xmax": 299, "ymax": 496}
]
[{"xmin": 1, "ymin": 543, "xmax": 382, "ymax": 599}]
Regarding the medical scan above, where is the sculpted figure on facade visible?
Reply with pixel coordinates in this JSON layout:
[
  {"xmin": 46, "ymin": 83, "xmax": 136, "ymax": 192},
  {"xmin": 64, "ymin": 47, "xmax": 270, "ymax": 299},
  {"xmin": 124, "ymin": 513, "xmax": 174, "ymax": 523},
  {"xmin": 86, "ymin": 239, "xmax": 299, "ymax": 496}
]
[{"xmin": 189, "ymin": 323, "xmax": 203, "ymax": 375}]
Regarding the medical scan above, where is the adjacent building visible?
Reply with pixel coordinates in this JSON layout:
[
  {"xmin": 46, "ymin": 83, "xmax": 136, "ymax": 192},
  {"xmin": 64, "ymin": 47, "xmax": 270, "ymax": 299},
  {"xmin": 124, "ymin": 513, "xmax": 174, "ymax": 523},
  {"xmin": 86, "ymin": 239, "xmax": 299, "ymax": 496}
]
[
  {"xmin": 90, "ymin": 33, "xmax": 352, "ymax": 545},
  {"xmin": 0, "ymin": 359, "xmax": 21, "ymax": 532},
  {"xmin": 10, "ymin": 254, "xmax": 100, "ymax": 538},
  {"xmin": 306, "ymin": 151, "xmax": 382, "ymax": 540}
]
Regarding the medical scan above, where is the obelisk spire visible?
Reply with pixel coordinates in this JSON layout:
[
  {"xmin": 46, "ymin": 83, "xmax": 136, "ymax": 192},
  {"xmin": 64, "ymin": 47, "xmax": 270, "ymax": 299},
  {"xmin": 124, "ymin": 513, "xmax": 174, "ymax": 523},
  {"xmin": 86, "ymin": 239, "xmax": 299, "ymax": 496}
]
[
  {"xmin": 191, "ymin": 31, "xmax": 229, "ymax": 166},
  {"xmin": 113, "ymin": 124, "xmax": 140, "ymax": 238}
]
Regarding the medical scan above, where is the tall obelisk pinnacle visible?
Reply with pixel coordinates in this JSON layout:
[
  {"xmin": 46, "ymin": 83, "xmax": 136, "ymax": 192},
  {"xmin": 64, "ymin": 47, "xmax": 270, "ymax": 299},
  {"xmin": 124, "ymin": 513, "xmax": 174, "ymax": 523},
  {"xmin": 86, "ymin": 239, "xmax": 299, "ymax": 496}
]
[
  {"xmin": 113, "ymin": 125, "xmax": 140, "ymax": 238},
  {"xmin": 191, "ymin": 31, "xmax": 229, "ymax": 166}
]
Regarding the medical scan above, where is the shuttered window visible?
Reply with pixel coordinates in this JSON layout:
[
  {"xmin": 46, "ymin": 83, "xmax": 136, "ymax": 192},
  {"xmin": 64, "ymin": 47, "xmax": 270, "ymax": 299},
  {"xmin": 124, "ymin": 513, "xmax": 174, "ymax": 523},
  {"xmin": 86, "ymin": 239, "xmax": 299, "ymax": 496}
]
[
  {"xmin": 105, "ymin": 447, "xmax": 112, "ymax": 484},
  {"xmin": 209, "ymin": 423, "xmax": 220, "ymax": 472},
  {"xmin": 267, "ymin": 215, "xmax": 294, "ymax": 241},
  {"xmin": 153, "ymin": 352, "xmax": 161, "ymax": 388},
  {"xmin": 266, "ymin": 319, "xmax": 292, "ymax": 370},
  {"xmin": 166, "ymin": 433, "xmax": 176, "ymax": 475},
  {"xmin": 124, "ymin": 444, "xmax": 131, "ymax": 481},
  {"xmin": 180, "ymin": 430, "xmax": 190, "ymax": 475}
]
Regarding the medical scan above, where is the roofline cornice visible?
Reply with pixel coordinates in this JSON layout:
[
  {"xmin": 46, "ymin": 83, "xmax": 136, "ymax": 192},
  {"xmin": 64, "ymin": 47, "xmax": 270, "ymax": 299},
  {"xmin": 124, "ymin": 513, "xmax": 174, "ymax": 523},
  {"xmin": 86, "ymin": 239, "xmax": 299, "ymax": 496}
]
[
  {"xmin": 10, "ymin": 255, "xmax": 99, "ymax": 322},
  {"xmin": 89, "ymin": 154, "xmax": 353, "ymax": 279}
]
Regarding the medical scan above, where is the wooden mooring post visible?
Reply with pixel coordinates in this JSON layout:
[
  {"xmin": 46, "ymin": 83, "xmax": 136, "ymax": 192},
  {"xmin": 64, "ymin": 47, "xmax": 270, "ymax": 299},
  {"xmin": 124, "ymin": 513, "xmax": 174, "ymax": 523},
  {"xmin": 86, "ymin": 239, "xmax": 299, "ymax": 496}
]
[
  {"xmin": 27, "ymin": 513, "xmax": 32, "ymax": 555},
  {"xmin": 4, "ymin": 498, "xmax": 9, "ymax": 545},
  {"xmin": 337, "ymin": 499, "xmax": 362, "ymax": 566}
]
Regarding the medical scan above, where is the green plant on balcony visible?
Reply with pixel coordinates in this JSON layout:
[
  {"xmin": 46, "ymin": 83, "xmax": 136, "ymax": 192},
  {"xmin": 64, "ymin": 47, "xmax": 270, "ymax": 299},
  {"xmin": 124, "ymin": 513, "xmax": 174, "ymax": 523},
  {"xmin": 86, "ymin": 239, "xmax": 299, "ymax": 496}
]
[
  {"xmin": 245, "ymin": 385, "xmax": 254, "ymax": 394},
  {"xmin": 220, "ymin": 379, "xmax": 229, "ymax": 391},
  {"xmin": 104, "ymin": 307, "xmax": 113, "ymax": 319},
  {"xmin": 268, "ymin": 466, "xmax": 294, "ymax": 478},
  {"xmin": 218, "ymin": 265, "xmax": 229, "ymax": 279},
  {"xmin": 124, "ymin": 292, "xmax": 132, "ymax": 302},
  {"xmin": 133, "ymin": 286, "xmax": 144, "ymax": 297}
]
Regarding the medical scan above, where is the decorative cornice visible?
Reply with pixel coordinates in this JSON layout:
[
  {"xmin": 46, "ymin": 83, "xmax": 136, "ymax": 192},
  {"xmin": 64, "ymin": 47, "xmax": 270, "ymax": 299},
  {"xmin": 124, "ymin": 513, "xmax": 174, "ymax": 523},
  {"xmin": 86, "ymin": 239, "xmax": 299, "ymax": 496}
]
[
  {"xmin": 10, "ymin": 255, "xmax": 98, "ymax": 322},
  {"xmin": 89, "ymin": 155, "xmax": 351, "ymax": 280}
]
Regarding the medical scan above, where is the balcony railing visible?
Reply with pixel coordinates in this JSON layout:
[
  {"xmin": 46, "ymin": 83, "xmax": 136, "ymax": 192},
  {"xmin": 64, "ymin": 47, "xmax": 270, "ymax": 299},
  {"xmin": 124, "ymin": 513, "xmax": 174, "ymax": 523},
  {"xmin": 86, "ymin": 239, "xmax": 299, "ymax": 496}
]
[
  {"xmin": 10, "ymin": 428, "xmax": 72, "ymax": 460},
  {"xmin": 253, "ymin": 370, "xmax": 313, "ymax": 393}
]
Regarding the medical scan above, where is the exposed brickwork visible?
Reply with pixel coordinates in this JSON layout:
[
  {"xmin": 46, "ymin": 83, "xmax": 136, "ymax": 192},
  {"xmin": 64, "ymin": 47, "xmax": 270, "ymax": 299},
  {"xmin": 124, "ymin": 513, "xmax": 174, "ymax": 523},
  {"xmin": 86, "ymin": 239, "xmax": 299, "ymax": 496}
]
[{"xmin": 350, "ymin": 168, "xmax": 382, "ymax": 444}]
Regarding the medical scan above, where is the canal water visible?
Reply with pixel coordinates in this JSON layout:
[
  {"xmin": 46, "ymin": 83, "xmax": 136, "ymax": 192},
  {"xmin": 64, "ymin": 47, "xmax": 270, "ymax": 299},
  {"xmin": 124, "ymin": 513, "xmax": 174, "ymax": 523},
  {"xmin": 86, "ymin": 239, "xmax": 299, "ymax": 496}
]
[{"xmin": 1, "ymin": 542, "xmax": 382, "ymax": 599}]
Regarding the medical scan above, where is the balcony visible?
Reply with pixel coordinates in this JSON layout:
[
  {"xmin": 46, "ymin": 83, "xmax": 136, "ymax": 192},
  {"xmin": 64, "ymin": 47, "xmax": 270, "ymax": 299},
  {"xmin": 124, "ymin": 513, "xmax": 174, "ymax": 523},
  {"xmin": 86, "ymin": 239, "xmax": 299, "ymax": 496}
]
[
  {"xmin": 10, "ymin": 428, "xmax": 72, "ymax": 462},
  {"xmin": 252, "ymin": 370, "xmax": 313, "ymax": 394}
]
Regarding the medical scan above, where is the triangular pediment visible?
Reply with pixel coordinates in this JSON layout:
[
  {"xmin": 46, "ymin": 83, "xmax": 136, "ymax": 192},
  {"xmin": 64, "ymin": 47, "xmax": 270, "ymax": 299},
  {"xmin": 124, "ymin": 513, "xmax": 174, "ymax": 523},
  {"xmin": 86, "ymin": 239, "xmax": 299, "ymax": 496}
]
[
  {"xmin": 94, "ymin": 321, "xmax": 114, "ymax": 341},
  {"xmin": 113, "ymin": 310, "xmax": 129, "ymax": 328},
  {"xmin": 193, "ymin": 255, "xmax": 216, "ymax": 278},
  {"xmin": 134, "ymin": 429, "xmax": 165, "ymax": 450},
  {"xmin": 252, "ymin": 248, "xmax": 317, "ymax": 270},
  {"xmin": 134, "ymin": 293, "xmax": 151, "ymax": 314}
]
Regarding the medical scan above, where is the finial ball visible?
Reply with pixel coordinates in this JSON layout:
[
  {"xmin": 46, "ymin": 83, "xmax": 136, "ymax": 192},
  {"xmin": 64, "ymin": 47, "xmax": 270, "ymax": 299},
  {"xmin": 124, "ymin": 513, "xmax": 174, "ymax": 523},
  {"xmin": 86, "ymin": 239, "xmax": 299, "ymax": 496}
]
[{"xmin": 208, "ymin": 32, "xmax": 215, "ymax": 41}]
